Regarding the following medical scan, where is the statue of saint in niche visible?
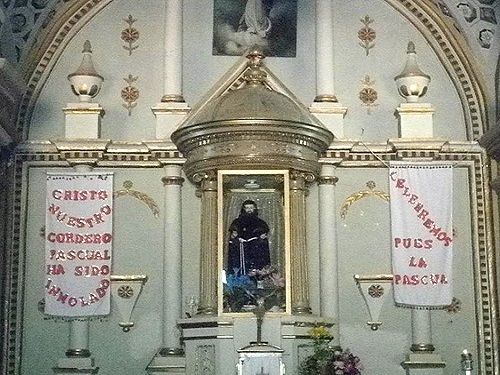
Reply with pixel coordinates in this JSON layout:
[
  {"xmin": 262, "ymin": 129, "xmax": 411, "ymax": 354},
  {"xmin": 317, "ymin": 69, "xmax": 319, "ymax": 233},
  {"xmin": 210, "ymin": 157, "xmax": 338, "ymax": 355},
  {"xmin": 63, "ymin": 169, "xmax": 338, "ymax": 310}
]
[
  {"xmin": 227, "ymin": 200, "xmax": 271, "ymax": 275},
  {"xmin": 222, "ymin": 187, "xmax": 286, "ymax": 313}
]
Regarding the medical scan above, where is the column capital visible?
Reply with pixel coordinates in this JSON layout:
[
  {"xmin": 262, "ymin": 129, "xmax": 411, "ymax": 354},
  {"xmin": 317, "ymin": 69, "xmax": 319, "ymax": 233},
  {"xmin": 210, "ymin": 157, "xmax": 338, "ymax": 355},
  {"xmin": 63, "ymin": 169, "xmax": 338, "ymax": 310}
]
[
  {"xmin": 290, "ymin": 170, "xmax": 315, "ymax": 183},
  {"xmin": 192, "ymin": 170, "xmax": 217, "ymax": 183}
]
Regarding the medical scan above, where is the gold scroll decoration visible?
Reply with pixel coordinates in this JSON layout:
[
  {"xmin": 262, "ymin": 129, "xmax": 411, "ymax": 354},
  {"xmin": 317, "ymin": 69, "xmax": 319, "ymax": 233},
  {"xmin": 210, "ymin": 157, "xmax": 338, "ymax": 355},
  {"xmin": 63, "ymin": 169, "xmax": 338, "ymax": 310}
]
[
  {"xmin": 340, "ymin": 181, "xmax": 389, "ymax": 219},
  {"xmin": 113, "ymin": 180, "xmax": 160, "ymax": 218}
]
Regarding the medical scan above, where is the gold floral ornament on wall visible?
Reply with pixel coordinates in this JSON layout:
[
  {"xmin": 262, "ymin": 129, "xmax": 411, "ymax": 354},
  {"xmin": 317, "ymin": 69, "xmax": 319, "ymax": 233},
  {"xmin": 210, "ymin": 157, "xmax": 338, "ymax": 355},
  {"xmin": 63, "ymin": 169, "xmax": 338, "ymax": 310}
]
[
  {"xmin": 358, "ymin": 15, "xmax": 376, "ymax": 55},
  {"xmin": 113, "ymin": 180, "xmax": 160, "ymax": 218},
  {"xmin": 121, "ymin": 15, "xmax": 139, "ymax": 55},
  {"xmin": 121, "ymin": 75, "xmax": 140, "ymax": 115},
  {"xmin": 340, "ymin": 181, "xmax": 389, "ymax": 219},
  {"xmin": 359, "ymin": 75, "xmax": 378, "ymax": 114}
]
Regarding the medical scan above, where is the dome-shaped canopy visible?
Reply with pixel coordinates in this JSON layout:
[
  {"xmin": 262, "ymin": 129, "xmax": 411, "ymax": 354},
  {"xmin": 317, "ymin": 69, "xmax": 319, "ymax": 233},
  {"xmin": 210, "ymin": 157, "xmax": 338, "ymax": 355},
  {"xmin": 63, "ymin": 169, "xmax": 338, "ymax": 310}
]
[
  {"xmin": 180, "ymin": 78, "xmax": 324, "ymax": 129},
  {"xmin": 172, "ymin": 49, "xmax": 333, "ymax": 181}
]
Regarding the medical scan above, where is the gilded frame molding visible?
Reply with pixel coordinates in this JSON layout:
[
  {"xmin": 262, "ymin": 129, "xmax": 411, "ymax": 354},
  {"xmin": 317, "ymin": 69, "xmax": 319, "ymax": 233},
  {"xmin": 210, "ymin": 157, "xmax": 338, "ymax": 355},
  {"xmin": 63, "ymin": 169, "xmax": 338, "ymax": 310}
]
[{"xmin": 217, "ymin": 169, "xmax": 292, "ymax": 316}]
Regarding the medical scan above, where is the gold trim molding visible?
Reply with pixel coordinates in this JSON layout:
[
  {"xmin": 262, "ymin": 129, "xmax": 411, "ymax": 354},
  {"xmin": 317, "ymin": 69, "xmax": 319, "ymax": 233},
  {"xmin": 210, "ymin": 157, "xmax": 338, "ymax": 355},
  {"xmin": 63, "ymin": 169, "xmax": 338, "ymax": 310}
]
[{"xmin": 161, "ymin": 176, "xmax": 185, "ymax": 186}]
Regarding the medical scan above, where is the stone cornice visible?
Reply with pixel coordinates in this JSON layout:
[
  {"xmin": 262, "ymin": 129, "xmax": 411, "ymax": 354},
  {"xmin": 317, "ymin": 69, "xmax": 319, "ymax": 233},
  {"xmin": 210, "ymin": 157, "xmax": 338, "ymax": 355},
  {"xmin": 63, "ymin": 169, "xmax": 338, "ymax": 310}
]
[{"xmin": 14, "ymin": 139, "xmax": 484, "ymax": 168}]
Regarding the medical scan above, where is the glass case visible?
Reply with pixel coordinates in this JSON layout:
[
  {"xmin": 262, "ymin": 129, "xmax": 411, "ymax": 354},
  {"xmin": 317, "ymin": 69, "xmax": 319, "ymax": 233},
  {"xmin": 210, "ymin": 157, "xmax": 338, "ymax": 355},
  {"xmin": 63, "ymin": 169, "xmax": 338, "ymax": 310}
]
[{"xmin": 217, "ymin": 170, "xmax": 290, "ymax": 314}]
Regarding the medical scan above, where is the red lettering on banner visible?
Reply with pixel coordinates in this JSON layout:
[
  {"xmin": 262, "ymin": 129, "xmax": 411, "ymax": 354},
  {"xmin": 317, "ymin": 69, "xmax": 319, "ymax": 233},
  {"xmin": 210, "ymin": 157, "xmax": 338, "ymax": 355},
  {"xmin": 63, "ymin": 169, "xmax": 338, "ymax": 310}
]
[
  {"xmin": 74, "ymin": 265, "xmax": 110, "ymax": 277},
  {"xmin": 45, "ymin": 279, "xmax": 110, "ymax": 307},
  {"xmin": 393, "ymin": 274, "xmax": 448, "ymax": 285},
  {"xmin": 47, "ymin": 203, "xmax": 112, "ymax": 229},
  {"xmin": 394, "ymin": 237, "xmax": 433, "ymax": 250},
  {"xmin": 52, "ymin": 190, "xmax": 108, "ymax": 201},
  {"xmin": 47, "ymin": 264, "xmax": 65, "ymax": 275},
  {"xmin": 392, "ymin": 177, "xmax": 452, "ymax": 246},
  {"xmin": 47, "ymin": 232, "xmax": 112, "ymax": 244},
  {"xmin": 396, "ymin": 179, "xmax": 405, "ymax": 188},
  {"xmin": 417, "ymin": 210, "xmax": 429, "ymax": 221},
  {"xmin": 49, "ymin": 249, "xmax": 111, "ymax": 261},
  {"xmin": 408, "ymin": 256, "xmax": 428, "ymax": 268}
]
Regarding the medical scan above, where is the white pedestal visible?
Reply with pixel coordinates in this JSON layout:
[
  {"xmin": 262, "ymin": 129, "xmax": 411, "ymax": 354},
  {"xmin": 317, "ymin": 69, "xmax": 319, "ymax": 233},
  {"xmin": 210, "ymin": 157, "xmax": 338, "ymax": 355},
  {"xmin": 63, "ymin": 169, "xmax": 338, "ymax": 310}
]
[
  {"xmin": 152, "ymin": 102, "xmax": 190, "ymax": 141},
  {"xmin": 53, "ymin": 357, "xmax": 99, "ymax": 374},
  {"xmin": 146, "ymin": 354, "xmax": 186, "ymax": 374},
  {"xmin": 63, "ymin": 103, "xmax": 104, "ymax": 139},
  {"xmin": 309, "ymin": 102, "xmax": 347, "ymax": 139},
  {"xmin": 178, "ymin": 315, "xmax": 333, "ymax": 375},
  {"xmin": 401, "ymin": 353, "xmax": 445, "ymax": 375},
  {"xmin": 396, "ymin": 103, "xmax": 435, "ymax": 138}
]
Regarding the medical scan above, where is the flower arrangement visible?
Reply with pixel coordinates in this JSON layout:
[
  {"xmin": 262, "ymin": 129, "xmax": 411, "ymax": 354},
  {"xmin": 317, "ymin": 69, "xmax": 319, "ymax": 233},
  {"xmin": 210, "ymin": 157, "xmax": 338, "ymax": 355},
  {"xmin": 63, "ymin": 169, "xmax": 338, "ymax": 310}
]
[
  {"xmin": 299, "ymin": 326, "xmax": 362, "ymax": 375},
  {"xmin": 248, "ymin": 265, "xmax": 285, "ymax": 288},
  {"xmin": 223, "ymin": 266, "xmax": 285, "ymax": 312}
]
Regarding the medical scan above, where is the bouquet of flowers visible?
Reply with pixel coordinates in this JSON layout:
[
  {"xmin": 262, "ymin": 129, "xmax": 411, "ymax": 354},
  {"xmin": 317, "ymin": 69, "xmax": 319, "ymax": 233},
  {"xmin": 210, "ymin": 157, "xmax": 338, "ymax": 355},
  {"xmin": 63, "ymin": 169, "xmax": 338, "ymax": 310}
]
[
  {"xmin": 223, "ymin": 266, "xmax": 285, "ymax": 312},
  {"xmin": 248, "ymin": 265, "xmax": 285, "ymax": 289},
  {"xmin": 299, "ymin": 326, "xmax": 362, "ymax": 375}
]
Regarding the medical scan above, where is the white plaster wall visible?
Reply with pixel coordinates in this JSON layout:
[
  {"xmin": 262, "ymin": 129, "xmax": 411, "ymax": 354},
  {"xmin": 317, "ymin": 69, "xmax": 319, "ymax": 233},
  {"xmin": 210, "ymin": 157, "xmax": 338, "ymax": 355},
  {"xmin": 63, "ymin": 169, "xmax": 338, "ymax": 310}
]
[
  {"xmin": 330, "ymin": 167, "xmax": 478, "ymax": 375},
  {"xmin": 30, "ymin": 0, "xmax": 466, "ymax": 142},
  {"xmin": 21, "ymin": 167, "xmax": 167, "ymax": 375},
  {"xmin": 29, "ymin": 0, "xmax": 165, "ymax": 140}
]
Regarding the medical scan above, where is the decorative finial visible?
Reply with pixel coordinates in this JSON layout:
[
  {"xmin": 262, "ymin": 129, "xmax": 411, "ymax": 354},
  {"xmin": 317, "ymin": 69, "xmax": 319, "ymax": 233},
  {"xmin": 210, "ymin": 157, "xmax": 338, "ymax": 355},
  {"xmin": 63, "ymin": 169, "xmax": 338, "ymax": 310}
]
[
  {"xmin": 407, "ymin": 41, "xmax": 415, "ymax": 54},
  {"xmin": 68, "ymin": 40, "xmax": 104, "ymax": 102},
  {"xmin": 394, "ymin": 41, "xmax": 430, "ymax": 103},
  {"xmin": 246, "ymin": 47, "xmax": 265, "ymax": 67},
  {"xmin": 82, "ymin": 40, "xmax": 92, "ymax": 54},
  {"xmin": 244, "ymin": 47, "xmax": 267, "ymax": 86}
]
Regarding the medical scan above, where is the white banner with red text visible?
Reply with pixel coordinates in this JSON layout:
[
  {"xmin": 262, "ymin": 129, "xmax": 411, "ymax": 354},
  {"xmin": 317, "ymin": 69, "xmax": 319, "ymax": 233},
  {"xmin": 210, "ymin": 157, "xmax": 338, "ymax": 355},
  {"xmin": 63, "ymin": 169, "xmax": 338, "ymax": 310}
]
[
  {"xmin": 389, "ymin": 162, "xmax": 453, "ymax": 308},
  {"xmin": 45, "ymin": 172, "xmax": 113, "ymax": 317}
]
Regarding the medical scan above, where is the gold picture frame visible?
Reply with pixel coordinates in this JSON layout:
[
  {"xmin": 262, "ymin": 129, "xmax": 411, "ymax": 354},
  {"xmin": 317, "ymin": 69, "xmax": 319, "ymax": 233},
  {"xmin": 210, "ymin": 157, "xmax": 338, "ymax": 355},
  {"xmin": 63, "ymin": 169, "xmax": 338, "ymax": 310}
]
[{"xmin": 217, "ymin": 169, "xmax": 291, "ymax": 315}]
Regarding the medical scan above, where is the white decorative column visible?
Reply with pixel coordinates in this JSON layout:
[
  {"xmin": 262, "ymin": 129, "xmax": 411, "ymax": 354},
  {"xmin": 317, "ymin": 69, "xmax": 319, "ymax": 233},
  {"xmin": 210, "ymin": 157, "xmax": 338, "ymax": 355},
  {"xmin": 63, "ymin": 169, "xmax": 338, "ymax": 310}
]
[
  {"xmin": 161, "ymin": 164, "xmax": 184, "ymax": 353},
  {"xmin": 318, "ymin": 163, "xmax": 339, "ymax": 342},
  {"xmin": 54, "ymin": 164, "xmax": 98, "ymax": 375},
  {"xmin": 309, "ymin": 0, "xmax": 347, "ymax": 138},
  {"xmin": 401, "ymin": 309, "xmax": 445, "ymax": 375},
  {"xmin": 410, "ymin": 309, "xmax": 433, "ymax": 352},
  {"xmin": 152, "ymin": 0, "xmax": 190, "ymax": 140},
  {"xmin": 55, "ymin": 48, "xmax": 103, "ymax": 372},
  {"xmin": 147, "ymin": 165, "xmax": 186, "ymax": 374}
]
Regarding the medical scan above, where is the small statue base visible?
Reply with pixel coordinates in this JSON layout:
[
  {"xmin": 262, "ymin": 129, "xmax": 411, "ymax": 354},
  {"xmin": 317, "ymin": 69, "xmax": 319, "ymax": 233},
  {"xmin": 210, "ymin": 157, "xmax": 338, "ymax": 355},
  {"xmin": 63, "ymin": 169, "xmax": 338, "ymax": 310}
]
[
  {"xmin": 401, "ymin": 352, "xmax": 446, "ymax": 375},
  {"xmin": 53, "ymin": 357, "xmax": 99, "ymax": 374}
]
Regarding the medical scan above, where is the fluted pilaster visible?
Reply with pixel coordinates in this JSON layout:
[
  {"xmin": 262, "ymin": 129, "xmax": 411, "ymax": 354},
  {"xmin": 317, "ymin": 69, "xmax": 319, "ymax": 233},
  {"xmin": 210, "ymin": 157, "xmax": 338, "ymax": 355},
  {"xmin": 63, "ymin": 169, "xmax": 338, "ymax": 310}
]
[
  {"xmin": 197, "ymin": 177, "xmax": 218, "ymax": 315},
  {"xmin": 289, "ymin": 174, "xmax": 311, "ymax": 314}
]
